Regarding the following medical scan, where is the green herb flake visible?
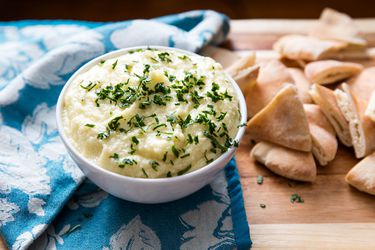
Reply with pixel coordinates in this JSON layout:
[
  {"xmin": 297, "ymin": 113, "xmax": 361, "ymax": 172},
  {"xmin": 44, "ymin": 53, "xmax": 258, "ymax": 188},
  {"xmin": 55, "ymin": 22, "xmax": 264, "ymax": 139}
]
[
  {"xmin": 131, "ymin": 136, "xmax": 139, "ymax": 145},
  {"xmin": 180, "ymin": 153, "xmax": 190, "ymax": 159},
  {"xmin": 112, "ymin": 59, "xmax": 118, "ymax": 70},
  {"xmin": 166, "ymin": 171, "xmax": 172, "ymax": 178},
  {"xmin": 85, "ymin": 124, "xmax": 95, "ymax": 128},
  {"xmin": 80, "ymin": 82, "xmax": 96, "ymax": 92},
  {"xmin": 99, "ymin": 60, "xmax": 106, "ymax": 65},
  {"xmin": 150, "ymin": 161, "xmax": 159, "ymax": 171},
  {"xmin": 257, "ymin": 175, "xmax": 263, "ymax": 185},
  {"xmin": 110, "ymin": 153, "xmax": 120, "ymax": 160},
  {"xmin": 171, "ymin": 145, "xmax": 179, "ymax": 158},
  {"xmin": 290, "ymin": 193, "xmax": 304, "ymax": 204},
  {"xmin": 142, "ymin": 168, "xmax": 149, "ymax": 178},
  {"xmin": 177, "ymin": 164, "xmax": 192, "ymax": 176},
  {"xmin": 158, "ymin": 52, "xmax": 172, "ymax": 63}
]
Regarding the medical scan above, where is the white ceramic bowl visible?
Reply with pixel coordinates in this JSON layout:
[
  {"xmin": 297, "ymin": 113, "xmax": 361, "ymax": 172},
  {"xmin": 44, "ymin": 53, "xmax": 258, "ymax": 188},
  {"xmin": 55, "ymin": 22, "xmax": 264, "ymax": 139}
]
[{"xmin": 56, "ymin": 46, "xmax": 247, "ymax": 204}]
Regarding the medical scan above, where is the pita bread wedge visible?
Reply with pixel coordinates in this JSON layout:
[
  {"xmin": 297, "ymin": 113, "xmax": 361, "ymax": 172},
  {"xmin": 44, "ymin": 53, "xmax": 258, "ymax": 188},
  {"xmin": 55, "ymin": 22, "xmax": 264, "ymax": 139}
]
[
  {"xmin": 226, "ymin": 53, "xmax": 256, "ymax": 77},
  {"xmin": 201, "ymin": 46, "xmax": 240, "ymax": 69},
  {"xmin": 233, "ymin": 64, "xmax": 260, "ymax": 96},
  {"xmin": 273, "ymin": 34, "xmax": 346, "ymax": 61},
  {"xmin": 309, "ymin": 84, "xmax": 352, "ymax": 146},
  {"xmin": 347, "ymin": 67, "xmax": 375, "ymax": 101},
  {"xmin": 247, "ymin": 84, "xmax": 312, "ymax": 152},
  {"xmin": 246, "ymin": 60, "xmax": 293, "ymax": 117},
  {"xmin": 288, "ymin": 68, "xmax": 312, "ymax": 103},
  {"xmin": 335, "ymin": 83, "xmax": 375, "ymax": 158},
  {"xmin": 346, "ymin": 152, "xmax": 375, "ymax": 195},
  {"xmin": 304, "ymin": 104, "xmax": 338, "ymax": 166},
  {"xmin": 365, "ymin": 91, "xmax": 375, "ymax": 122},
  {"xmin": 251, "ymin": 141, "xmax": 316, "ymax": 182},
  {"xmin": 310, "ymin": 8, "xmax": 367, "ymax": 48},
  {"xmin": 305, "ymin": 60, "xmax": 363, "ymax": 85}
]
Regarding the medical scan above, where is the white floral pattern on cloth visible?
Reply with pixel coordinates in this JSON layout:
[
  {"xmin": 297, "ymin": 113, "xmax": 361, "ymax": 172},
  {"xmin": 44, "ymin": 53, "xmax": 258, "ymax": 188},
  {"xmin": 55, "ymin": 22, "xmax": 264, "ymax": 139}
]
[{"xmin": 0, "ymin": 11, "xmax": 251, "ymax": 250}]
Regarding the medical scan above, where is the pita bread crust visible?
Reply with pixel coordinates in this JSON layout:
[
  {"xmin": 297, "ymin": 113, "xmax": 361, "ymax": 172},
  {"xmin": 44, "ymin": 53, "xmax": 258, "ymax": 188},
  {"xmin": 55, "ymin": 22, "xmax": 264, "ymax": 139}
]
[
  {"xmin": 273, "ymin": 34, "xmax": 346, "ymax": 61},
  {"xmin": 309, "ymin": 84, "xmax": 352, "ymax": 146},
  {"xmin": 309, "ymin": 8, "xmax": 367, "ymax": 48},
  {"xmin": 346, "ymin": 152, "xmax": 375, "ymax": 195},
  {"xmin": 247, "ymin": 84, "xmax": 312, "ymax": 152},
  {"xmin": 201, "ymin": 46, "xmax": 240, "ymax": 69},
  {"xmin": 335, "ymin": 83, "xmax": 375, "ymax": 158},
  {"xmin": 233, "ymin": 65, "xmax": 260, "ymax": 97},
  {"xmin": 347, "ymin": 67, "xmax": 375, "ymax": 101},
  {"xmin": 246, "ymin": 60, "xmax": 293, "ymax": 117},
  {"xmin": 226, "ymin": 53, "xmax": 256, "ymax": 77},
  {"xmin": 305, "ymin": 60, "xmax": 363, "ymax": 85},
  {"xmin": 288, "ymin": 68, "xmax": 313, "ymax": 103},
  {"xmin": 365, "ymin": 91, "xmax": 375, "ymax": 122},
  {"xmin": 251, "ymin": 141, "xmax": 316, "ymax": 182},
  {"xmin": 304, "ymin": 104, "xmax": 338, "ymax": 165}
]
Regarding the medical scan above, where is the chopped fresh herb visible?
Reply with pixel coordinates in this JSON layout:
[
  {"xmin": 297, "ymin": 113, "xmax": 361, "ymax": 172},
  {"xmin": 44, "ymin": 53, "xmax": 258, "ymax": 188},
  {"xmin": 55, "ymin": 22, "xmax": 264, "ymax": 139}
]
[
  {"xmin": 177, "ymin": 164, "xmax": 192, "ymax": 176},
  {"xmin": 153, "ymin": 123, "xmax": 167, "ymax": 130},
  {"xmin": 204, "ymin": 150, "xmax": 214, "ymax": 164},
  {"xmin": 112, "ymin": 59, "xmax": 118, "ymax": 69},
  {"xmin": 143, "ymin": 64, "xmax": 151, "ymax": 74},
  {"xmin": 237, "ymin": 122, "xmax": 247, "ymax": 128},
  {"xmin": 80, "ymin": 82, "xmax": 96, "ymax": 91},
  {"xmin": 260, "ymin": 204, "xmax": 266, "ymax": 209},
  {"xmin": 99, "ymin": 60, "xmax": 106, "ymax": 65},
  {"xmin": 178, "ymin": 55, "xmax": 190, "ymax": 61},
  {"xmin": 180, "ymin": 153, "xmax": 190, "ymax": 159},
  {"xmin": 97, "ymin": 129, "xmax": 110, "ymax": 140},
  {"xmin": 162, "ymin": 152, "xmax": 168, "ymax": 162},
  {"xmin": 171, "ymin": 145, "xmax": 179, "ymax": 158},
  {"xmin": 85, "ymin": 124, "xmax": 95, "ymax": 128},
  {"xmin": 257, "ymin": 175, "xmax": 263, "ymax": 185},
  {"xmin": 166, "ymin": 171, "xmax": 172, "ymax": 178},
  {"xmin": 107, "ymin": 116, "xmax": 123, "ymax": 132},
  {"xmin": 110, "ymin": 153, "xmax": 120, "ymax": 160},
  {"xmin": 290, "ymin": 193, "xmax": 304, "ymax": 203},
  {"xmin": 158, "ymin": 52, "xmax": 172, "ymax": 63},
  {"xmin": 142, "ymin": 168, "xmax": 149, "ymax": 178},
  {"xmin": 216, "ymin": 112, "xmax": 227, "ymax": 121},
  {"xmin": 131, "ymin": 136, "xmax": 139, "ymax": 145},
  {"xmin": 150, "ymin": 161, "xmax": 159, "ymax": 171}
]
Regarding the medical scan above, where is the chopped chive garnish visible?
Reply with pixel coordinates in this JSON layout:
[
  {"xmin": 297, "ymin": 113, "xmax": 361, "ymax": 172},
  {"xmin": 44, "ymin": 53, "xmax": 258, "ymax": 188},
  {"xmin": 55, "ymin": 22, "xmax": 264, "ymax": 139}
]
[
  {"xmin": 180, "ymin": 153, "xmax": 190, "ymax": 159},
  {"xmin": 171, "ymin": 145, "xmax": 179, "ymax": 158},
  {"xmin": 290, "ymin": 193, "xmax": 304, "ymax": 203},
  {"xmin": 142, "ymin": 168, "xmax": 149, "ymax": 178},
  {"xmin": 80, "ymin": 82, "xmax": 96, "ymax": 91},
  {"xmin": 166, "ymin": 171, "xmax": 172, "ymax": 178},
  {"xmin": 177, "ymin": 164, "xmax": 192, "ymax": 176},
  {"xmin": 85, "ymin": 124, "xmax": 95, "ymax": 128},
  {"xmin": 153, "ymin": 123, "xmax": 167, "ymax": 130},
  {"xmin": 150, "ymin": 161, "xmax": 159, "ymax": 171},
  {"xmin": 131, "ymin": 136, "xmax": 139, "ymax": 145},
  {"xmin": 112, "ymin": 59, "xmax": 118, "ymax": 69}
]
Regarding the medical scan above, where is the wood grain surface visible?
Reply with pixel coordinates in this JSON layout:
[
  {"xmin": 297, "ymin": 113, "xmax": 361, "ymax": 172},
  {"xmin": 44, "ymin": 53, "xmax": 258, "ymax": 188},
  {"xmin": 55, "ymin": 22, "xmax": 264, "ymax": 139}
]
[{"xmin": 231, "ymin": 19, "xmax": 375, "ymax": 249}]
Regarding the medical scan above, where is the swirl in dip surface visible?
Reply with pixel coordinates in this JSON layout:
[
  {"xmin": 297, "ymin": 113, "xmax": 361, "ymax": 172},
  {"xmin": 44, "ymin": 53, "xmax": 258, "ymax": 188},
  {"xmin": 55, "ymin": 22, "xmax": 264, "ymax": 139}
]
[{"xmin": 62, "ymin": 48, "xmax": 241, "ymax": 178}]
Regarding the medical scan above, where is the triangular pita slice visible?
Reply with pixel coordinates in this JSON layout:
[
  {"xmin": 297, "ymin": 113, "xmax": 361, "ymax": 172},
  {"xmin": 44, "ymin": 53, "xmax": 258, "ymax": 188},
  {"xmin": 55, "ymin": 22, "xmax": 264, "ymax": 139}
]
[
  {"xmin": 309, "ymin": 84, "xmax": 352, "ymax": 146},
  {"xmin": 247, "ymin": 84, "xmax": 312, "ymax": 152},
  {"xmin": 304, "ymin": 104, "xmax": 338, "ymax": 166},
  {"xmin": 246, "ymin": 60, "xmax": 293, "ymax": 117},
  {"xmin": 201, "ymin": 46, "xmax": 240, "ymax": 69},
  {"xmin": 288, "ymin": 68, "xmax": 312, "ymax": 103},
  {"xmin": 347, "ymin": 67, "xmax": 375, "ymax": 101},
  {"xmin": 335, "ymin": 83, "xmax": 375, "ymax": 158},
  {"xmin": 251, "ymin": 141, "xmax": 316, "ymax": 182},
  {"xmin": 346, "ymin": 152, "xmax": 375, "ymax": 195},
  {"xmin": 226, "ymin": 53, "xmax": 256, "ymax": 77},
  {"xmin": 309, "ymin": 8, "xmax": 367, "ymax": 48},
  {"xmin": 273, "ymin": 34, "xmax": 346, "ymax": 61},
  {"xmin": 233, "ymin": 64, "xmax": 260, "ymax": 96},
  {"xmin": 305, "ymin": 60, "xmax": 363, "ymax": 85},
  {"xmin": 365, "ymin": 91, "xmax": 375, "ymax": 122}
]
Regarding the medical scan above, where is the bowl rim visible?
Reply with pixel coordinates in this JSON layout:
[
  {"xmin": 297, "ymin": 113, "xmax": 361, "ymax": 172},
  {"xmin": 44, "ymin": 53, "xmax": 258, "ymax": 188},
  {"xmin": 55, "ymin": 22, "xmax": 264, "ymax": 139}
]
[{"xmin": 56, "ymin": 45, "xmax": 247, "ymax": 184}]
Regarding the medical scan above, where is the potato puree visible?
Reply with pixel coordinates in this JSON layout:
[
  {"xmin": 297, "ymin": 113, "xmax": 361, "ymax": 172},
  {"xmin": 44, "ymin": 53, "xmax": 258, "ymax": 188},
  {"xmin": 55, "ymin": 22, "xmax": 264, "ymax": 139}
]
[{"xmin": 62, "ymin": 48, "xmax": 241, "ymax": 178}]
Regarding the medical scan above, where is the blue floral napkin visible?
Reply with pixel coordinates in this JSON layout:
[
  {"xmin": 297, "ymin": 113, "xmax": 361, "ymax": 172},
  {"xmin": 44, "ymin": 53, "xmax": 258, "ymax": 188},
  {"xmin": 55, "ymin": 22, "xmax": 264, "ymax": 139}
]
[{"xmin": 0, "ymin": 10, "xmax": 251, "ymax": 249}]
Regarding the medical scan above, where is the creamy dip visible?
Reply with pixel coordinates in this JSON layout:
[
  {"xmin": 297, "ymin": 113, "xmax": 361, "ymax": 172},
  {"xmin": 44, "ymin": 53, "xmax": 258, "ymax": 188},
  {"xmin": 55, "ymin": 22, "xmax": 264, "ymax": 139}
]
[{"xmin": 62, "ymin": 48, "xmax": 241, "ymax": 178}]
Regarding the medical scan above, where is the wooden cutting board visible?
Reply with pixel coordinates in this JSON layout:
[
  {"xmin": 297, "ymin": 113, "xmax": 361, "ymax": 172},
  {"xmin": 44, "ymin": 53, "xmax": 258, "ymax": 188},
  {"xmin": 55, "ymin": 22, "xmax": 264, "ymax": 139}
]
[{"xmin": 230, "ymin": 19, "xmax": 375, "ymax": 249}]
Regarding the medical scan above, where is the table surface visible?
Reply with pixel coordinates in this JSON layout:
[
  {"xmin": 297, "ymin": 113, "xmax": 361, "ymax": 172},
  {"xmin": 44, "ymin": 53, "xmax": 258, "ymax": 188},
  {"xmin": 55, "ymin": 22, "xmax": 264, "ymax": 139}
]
[{"xmin": 230, "ymin": 19, "xmax": 375, "ymax": 249}]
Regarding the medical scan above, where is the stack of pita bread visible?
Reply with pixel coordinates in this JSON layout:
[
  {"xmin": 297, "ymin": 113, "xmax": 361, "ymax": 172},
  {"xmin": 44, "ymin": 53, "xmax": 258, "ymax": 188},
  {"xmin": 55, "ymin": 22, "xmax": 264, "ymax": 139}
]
[{"xmin": 203, "ymin": 8, "xmax": 375, "ymax": 196}]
